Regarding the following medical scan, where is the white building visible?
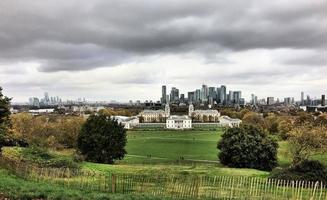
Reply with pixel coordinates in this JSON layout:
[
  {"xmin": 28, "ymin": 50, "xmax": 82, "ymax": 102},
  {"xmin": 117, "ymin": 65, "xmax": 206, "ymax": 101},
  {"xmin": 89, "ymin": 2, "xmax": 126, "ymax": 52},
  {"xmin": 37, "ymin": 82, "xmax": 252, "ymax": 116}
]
[
  {"xmin": 188, "ymin": 104, "xmax": 220, "ymax": 122},
  {"xmin": 112, "ymin": 116, "xmax": 139, "ymax": 129},
  {"xmin": 219, "ymin": 116, "xmax": 242, "ymax": 127},
  {"xmin": 139, "ymin": 104, "xmax": 170, "ymax": 122},
  {"xmin": 166, "ymin": 115, "xmax": 192, "ymax": 129}
]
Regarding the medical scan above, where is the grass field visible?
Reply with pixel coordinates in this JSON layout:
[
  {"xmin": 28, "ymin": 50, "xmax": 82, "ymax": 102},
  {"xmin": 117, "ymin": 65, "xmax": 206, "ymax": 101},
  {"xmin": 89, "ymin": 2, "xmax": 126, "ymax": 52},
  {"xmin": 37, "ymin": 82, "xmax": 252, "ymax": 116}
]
[
  {"xmin": 125, "ymin": 130, "xmax": 221, "ymax": 161},
  {"xmin": 0, "ymin": 168, "xmax": 167, "ymax": 200}
]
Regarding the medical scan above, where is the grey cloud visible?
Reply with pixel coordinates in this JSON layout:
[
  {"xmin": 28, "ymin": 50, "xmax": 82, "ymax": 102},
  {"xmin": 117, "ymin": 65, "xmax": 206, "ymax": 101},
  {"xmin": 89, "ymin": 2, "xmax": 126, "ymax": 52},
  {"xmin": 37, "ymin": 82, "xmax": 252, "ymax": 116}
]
[{"xmin": 0, "ymin": 0, "xmax": 327, "ymax": 72}]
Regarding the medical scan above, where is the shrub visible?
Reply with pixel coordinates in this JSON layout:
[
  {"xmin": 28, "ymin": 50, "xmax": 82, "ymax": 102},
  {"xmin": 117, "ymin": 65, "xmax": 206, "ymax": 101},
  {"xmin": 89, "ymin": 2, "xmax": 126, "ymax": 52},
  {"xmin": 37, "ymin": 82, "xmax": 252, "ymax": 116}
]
[
  {"xmin": 217, "ymin": 125, "xmax": 278, "ymax": 171},
  {"xmin": 47, "ymin": 157, "xmax": 79, "ymax": 169},
  {"xmin": 270, "ymin": 160, "xmax": 327, "ymax": 183}
]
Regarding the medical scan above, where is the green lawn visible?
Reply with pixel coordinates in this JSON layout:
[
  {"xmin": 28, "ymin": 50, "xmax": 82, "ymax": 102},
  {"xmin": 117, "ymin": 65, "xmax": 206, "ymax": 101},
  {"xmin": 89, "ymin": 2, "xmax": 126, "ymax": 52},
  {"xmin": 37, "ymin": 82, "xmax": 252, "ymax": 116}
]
[
  {"xmin": 0, "ymin": 168, "xmax": 165, "ymax": 200},
  {"xmin": 125, "ymin": 130, "xmax": 221, "ymax": 162}
]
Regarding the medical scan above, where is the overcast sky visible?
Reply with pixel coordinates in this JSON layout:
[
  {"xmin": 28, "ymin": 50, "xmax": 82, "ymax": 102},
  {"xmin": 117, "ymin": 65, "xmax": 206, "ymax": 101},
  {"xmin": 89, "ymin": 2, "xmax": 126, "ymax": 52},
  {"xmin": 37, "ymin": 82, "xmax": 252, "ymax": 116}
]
[{"xmin": 0, "ymin": 0, "xmax": 327, "ymax": 102}]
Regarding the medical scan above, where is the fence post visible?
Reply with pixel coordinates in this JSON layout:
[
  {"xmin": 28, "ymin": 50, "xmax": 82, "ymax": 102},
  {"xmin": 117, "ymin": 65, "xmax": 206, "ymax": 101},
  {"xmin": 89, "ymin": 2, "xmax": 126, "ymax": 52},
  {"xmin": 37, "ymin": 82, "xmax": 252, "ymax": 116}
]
[{"xmin": 111, "ymin": 174, "xmax": 116, "ymax": 193}]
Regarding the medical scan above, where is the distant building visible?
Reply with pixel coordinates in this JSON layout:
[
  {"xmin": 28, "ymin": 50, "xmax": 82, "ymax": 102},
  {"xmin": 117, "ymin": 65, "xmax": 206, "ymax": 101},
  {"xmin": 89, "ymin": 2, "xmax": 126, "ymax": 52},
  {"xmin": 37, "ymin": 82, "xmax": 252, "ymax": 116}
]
[
  {"xmin": 188, "ymin": 104, "xmax": 220, "ymax": 122},
  {"xmin": 161, "ymin": 85, "xmax": 167, "ymax": 104},
  {"xmin": 220, "ymin": 85, "xmax": 227, "ymax": 105},
  {"xmin": 170, "ymin": 87, "xmax": 179, "ymax": 102},
  {"xmin": 322, "ymin": 95, "xmax": 326, "ymax": 106},
  {"xmin": 219, "ymin": 116, "xmax": 242, "ymax": 127},
  {"xmin": 195, "ymin": 89, "xmax": 201, "ymax": 103},
  {"xmin": 267, "ymin": 97, "xmax": 275, "ymax": 105},
  {"xmin": 301, "ymin": 92, "xmax": 304, "ymax": 105},
  {"xmin": 112, "ymin": 116, "xmax": 139, "ymax": 129},
  {"xmin": 188, "ymin": 92, "xmax": 195, "ymax": 103},
  {"xmin": 201, "ymin": 84, "xmax": 208, "ymax": 103},
  {"xmin": 166, "ymin": 115, "xmax": 192, "ymax": 129},
  {"xmin": 29, "ymin": 97, "xmax": 40, "ymax": 107},
  {"xmin": 139, "ymin": 104, "xmax": 170, "ymax": 122}
]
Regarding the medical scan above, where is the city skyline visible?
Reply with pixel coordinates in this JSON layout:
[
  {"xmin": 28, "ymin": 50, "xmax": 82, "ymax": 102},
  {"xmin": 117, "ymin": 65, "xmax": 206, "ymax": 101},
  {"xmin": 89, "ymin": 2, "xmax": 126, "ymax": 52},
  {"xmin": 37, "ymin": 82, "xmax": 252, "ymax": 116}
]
[{"xmin": 1, "ymin": 1, "xmax": 327, "ymax": 102}]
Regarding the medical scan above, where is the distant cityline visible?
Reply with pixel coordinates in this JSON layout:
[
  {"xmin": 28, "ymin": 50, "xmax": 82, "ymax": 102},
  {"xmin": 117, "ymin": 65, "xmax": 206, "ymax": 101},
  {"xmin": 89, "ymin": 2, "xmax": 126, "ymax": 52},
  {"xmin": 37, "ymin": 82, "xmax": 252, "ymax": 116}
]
[
  {"xmin": 25, "ymin": 85, "xmax": 326, "ymax": 108},
  {"xmin": 159, "ymin": 84, "xmax": 326, "ymax": 108}
]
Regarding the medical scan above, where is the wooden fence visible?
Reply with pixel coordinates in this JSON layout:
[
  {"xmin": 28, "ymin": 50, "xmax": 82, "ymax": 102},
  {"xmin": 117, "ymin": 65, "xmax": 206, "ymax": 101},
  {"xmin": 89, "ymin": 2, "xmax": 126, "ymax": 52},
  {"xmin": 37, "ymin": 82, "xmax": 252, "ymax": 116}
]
[{"xmin": 1, "ymin": 157, "xmax": 326, "ymax": 200}]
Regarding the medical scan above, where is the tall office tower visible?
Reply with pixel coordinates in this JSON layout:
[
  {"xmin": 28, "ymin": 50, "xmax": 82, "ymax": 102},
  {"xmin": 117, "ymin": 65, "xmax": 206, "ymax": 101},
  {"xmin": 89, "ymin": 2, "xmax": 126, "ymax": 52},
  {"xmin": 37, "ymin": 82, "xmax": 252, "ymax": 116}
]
[
  {"xmin": 322, "ymin": 95, "xmax": 326, "ymax": 106},
  {"xmin": 306, "ymin": 95, "xmax": 311, "ymax": 106},
  {"xmin": 267, "ymin": 97, "xmax": 275, "ymax": 105},
  {"xmin": 166, "ymin": 95, "xmax": 170, "ymax": 104},
  {"xmin": 44, "ymin": 92, "xmax": 49, "ymax": 103},
  {"xmin": 301, "ymin": 92, "xmax": 304, "ymax": 105},
  {"xmin": 201, "ymin": 84, "xmax": 208, "ymax": 102},
  {"xmin": 233, "ymin": 91, "xmax": 242, "ymax": 104},
  {"xmin": 208, "ymin": 97, "xmax": 214, "ymax": 108},
  {"xmin": 195, "ymin": 89, "xmax": 201, "ymax": 103},
  {"xmin": 228, "ymin": 90, "xmax": 233, "ymax": 104},
  {"xmin": 188, "ymin": 92, "xmax": 195, "ymax": 103},
  {"xmin": 220, "ymin": 85, "xmax": 227, "ymax": 105},
  {"xmin": 208, "ymin": 87, "xmax": 216, "ymax": 99},
  {"xmin": 284, "ymin": 97, "xmax": 292, "ymax": 105},
  {"xmin": 251, "ymin": 94, "xmax": 257, "ymax": 105},
  {"xmin": 161, "ymin": 85, "xmax": 167, "ymax": 104},
  {"xmin": 180, "ymin": 94, "xmax": 185, "ymax": 101},
  {"xmin": 216, "ymin": 87, "xmax": 221, "ymax": 103},
  {"xmin": 170, "ymin": 87, "xmax": 179, "ymax": 102}
]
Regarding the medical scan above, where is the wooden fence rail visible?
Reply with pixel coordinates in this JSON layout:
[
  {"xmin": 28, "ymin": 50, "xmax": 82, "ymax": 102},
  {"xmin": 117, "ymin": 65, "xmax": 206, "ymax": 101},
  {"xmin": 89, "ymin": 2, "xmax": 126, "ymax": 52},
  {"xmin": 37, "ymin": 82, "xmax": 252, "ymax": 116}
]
[{"xmin": 0, "ymin": 157, "xmax": 326, "ymax": 200}]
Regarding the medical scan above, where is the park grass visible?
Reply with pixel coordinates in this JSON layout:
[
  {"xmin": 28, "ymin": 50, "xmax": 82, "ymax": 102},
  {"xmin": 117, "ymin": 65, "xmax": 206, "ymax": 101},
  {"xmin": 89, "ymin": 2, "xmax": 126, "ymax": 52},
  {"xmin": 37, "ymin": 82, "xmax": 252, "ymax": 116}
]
[{"xmin": 0, "ymin": 168, "xmax": 167, "ymax": 200}]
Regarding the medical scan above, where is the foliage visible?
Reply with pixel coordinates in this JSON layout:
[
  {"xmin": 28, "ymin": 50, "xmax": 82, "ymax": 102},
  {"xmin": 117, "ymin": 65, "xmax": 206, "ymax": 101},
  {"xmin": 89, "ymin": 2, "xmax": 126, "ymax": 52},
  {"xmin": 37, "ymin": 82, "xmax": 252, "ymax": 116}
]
[
  {"xmin": 242, "ymin": 112, "xmax": 266, "ymax": 131},
  {"xmin": 78, "ymin": 114, "xmax": 127, "ymax": 164},
  {"xmin": 270, "ymin": 160, "xmax": 327, "ymax": 183},
  {"xmin": 278, "ymin": 118, "xmax": 293, "ymax": 140},
  {"xmin": 0, "ymin": 87, "xmax": 11, "ymax": 151},
  {"xmin": 217, "ymin": 125, "xmax": 278, "ymax": 171},
  {"xmin": 11, "ymin": 113, "xmax": 84, "ymax": 149},
  {"xmin": 2, "ymin": 146, "xmax": 80, "ymax": 169},
  {"xmin": 288, "ymin": 125, "xmax": 327, "ymax": 165}
]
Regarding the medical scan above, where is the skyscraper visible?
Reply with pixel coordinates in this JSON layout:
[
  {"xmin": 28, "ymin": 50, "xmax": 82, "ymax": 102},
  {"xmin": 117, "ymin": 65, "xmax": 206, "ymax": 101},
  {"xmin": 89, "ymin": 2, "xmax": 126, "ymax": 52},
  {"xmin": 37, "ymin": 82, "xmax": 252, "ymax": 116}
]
[
  {"xmin": 195, "ymin": 89, "xmax": 201, "ymax": 103},
  {"xmin": 301, "ymin": 91, "xmax": 304, "ymax": 105},
  {"xmin": 216, "ymin": 87, "xmax": 221, "ymax": 103},
  {"xmin": 188, "ymin": 92, "xmax": 195, "ymax": 103},
  {"xmin": 208, "ymin": 87, "xmax": 216, "ymax": 99},
  {"xmin": 220, "ymin": 85, "xmax": 226, "ymax": 105},
  {"xmin": 170, "ymin": 87, "xmax": 179, "ymax": 102},
  {"xmin": 201, "ymin": 84, "xmax": 208, "ymax": 102},
  {"xmin": 267, "ymin": 97, "xmax": 275, "ymax": 105},
  {"xmin": 322, "ymin": 95, "xmax": 326, "ymax": 106},
  {"xmin": 233, "ymin": 91, "xmax": 242, "ymax": 104},
  {"xmin": 161, "ymin": 85, "xmax": 167, "ymax": 104}
]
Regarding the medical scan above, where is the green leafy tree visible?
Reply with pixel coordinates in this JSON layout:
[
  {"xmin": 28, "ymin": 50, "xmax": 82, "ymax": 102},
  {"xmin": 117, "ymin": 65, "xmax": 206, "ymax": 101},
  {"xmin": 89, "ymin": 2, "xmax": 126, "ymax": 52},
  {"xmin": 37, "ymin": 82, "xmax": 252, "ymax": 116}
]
[
  {"xmin": 0, "ymin": 87, "xmax": 12, "ymax": 151},
  {"xmin": 218, "ymin": 125, "xmax": 278, "ymax": 171},
  {"xmin": 288, "ymin": 125, "xmax": 327, "ymax": 165},
  {"xmin": 77, "ymin": 114, "xmax": 127, "ymax": 164}
]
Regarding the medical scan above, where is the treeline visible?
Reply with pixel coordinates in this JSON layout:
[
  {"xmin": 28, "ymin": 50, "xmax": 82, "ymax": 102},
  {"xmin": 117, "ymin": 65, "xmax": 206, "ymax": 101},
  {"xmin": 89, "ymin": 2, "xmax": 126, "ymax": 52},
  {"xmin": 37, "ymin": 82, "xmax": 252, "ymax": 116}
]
[{"xmin": 10, "ymin": 113, "xmax": 85, "ymax": 149}]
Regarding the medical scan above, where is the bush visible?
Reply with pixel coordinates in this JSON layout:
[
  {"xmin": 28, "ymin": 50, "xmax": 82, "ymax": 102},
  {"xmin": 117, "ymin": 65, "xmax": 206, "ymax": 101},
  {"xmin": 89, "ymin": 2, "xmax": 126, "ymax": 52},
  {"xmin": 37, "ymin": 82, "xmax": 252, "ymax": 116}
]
[
  {"xmin": 47, "ymin": 157, "xmax": 79, "ymax": 169},
  {"xmin": 2, "ymin": 146, "xmax": 80, "ymax": 169},
  {"xmin": 217, "ymin": 125, "xmax": 278, "ymax": 171},
  {"xmin": 270, "ymin": 160, "xmax": 327, "ymax": 183}
]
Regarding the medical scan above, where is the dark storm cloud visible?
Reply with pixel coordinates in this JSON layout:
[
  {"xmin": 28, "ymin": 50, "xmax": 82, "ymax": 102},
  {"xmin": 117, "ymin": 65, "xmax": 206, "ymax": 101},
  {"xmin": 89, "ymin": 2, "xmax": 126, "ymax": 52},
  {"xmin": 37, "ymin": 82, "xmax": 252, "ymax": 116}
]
[{"xmin": 0, "ymin": 0, "xmax": 327, "ymax": 72}]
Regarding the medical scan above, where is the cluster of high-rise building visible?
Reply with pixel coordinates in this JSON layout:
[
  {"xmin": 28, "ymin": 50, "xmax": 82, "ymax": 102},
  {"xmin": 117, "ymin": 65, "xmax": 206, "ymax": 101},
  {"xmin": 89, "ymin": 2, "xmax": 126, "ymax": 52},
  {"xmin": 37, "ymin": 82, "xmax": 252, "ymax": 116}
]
[
  {"xmin": 29, "ymin": 92, "xmax": 62, "ymax": 107},
  {"xmin": 161, "ymin": 84, "xmax": 244, "ymax": 107},
  {"xmin": 300, "ymin": 92, "xmax": 326, "ymax": 107}
]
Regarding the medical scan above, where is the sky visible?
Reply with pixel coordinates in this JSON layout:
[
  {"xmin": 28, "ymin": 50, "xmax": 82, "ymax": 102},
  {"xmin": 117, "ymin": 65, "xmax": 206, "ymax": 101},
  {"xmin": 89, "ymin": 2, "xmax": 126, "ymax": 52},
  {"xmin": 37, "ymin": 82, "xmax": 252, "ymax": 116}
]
[{"xmin": 0, "ymin": 0, "xmax": 327, "ymax": 103}]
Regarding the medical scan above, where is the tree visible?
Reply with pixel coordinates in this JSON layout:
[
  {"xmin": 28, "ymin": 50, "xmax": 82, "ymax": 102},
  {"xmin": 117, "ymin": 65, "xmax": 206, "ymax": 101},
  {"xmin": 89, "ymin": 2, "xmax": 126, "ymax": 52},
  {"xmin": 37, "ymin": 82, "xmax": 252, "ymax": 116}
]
[
  {"xmin": 0, "ymin": 87, "xmax": 11, "ymax": 151},
  {"xmin": 278, "ymin": 118, "xmax": 293, "ymax": 140},
  {"xmin": 288, "ymin": 125, "xmax": 327, "ymax": 165},
  {"xmin": 77, "ymin": 114, "xmax": 127, "ymax": 164},
  {"xmin": 242, "ymin": 112, "xmax": 266, "ymax": 130},
  {"xmin": 217, "ymin": 125, "xmax": 278, "ymax": 171}
]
